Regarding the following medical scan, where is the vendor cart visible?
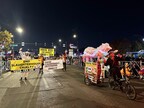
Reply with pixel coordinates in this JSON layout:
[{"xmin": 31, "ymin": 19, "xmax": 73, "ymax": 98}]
[
  {"xmin": 82, "ymin": 43, "xmax": 112, "ymax": 85},
  {"xmin": 83, "ymin": 56, "xmax": 108, "ymax": 85}
]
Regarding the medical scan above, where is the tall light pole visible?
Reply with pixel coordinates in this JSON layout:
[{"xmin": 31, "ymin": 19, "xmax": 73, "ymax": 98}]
[
  {"xmin": 12, "ymin": 27, "xmax": 23, "ymax": 59},
  {"xmin": 16, "ymin": 26, "xmax": 24, "ymax": 45},
  {"xmin": 58, "ymin": 39, "xmax": 62, "ymax": 54},
  {"xmin": 73, "ymin": 34, "xmax": 78, "ymax": 52},
  {"xmin": 11, "ymin": 34, "xmax": 15, "ymax": 59},
  {"xmin": 58, "ymin": 39, "xmax": 62, "ymax": 47}
]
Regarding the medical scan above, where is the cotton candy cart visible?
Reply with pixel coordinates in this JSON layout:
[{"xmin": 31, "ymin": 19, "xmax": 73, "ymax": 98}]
[{"xmin": 82, "ymin": 43, "xmax": 112, "ymax": 85}]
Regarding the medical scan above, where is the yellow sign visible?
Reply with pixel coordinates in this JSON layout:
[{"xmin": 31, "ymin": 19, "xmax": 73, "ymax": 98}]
[
  {"xmin": 85, "ymin": 62, "xmax": 97, "ymax": 74},
  {"xmin": 39, "ymin": 48, "xmax": 54, "ymax": 56},
  {"xmin": 10, "ymin": 59, "xmax": 41, "ymax": 70},
  {"xmin": 85, "ymin": 62, "xmax": 96, "ymax": 68}
]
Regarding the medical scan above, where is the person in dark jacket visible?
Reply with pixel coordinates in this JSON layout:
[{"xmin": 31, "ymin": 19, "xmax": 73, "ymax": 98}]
[{"xmin": 105, "ymin": 50, "xmax": 122, "ymax": 82}]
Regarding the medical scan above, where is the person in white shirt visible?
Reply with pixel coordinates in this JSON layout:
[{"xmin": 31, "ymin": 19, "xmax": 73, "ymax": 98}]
[{"xmin": 19, "ymin": 48, "xmax": 31, "ymax": 80}]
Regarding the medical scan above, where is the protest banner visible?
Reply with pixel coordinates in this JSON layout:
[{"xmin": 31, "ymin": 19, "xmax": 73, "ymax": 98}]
[
  {"xmin": 39, "ymin": 48, "xmax": 54, "ymax": 57},
  {"xmin": 43, "ymin": 60, "xmax": 63, "ymax": 71},
  {"xmin": 10, "ymin": 59, "xmax": 41, "ymax": 71}
]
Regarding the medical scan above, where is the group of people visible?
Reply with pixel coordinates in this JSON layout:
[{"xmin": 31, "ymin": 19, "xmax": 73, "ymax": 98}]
[
  {"xmin": 19, "ymin": 48, "xmax": 45, "ymax": 80},
  {"xmin": 104, "ymin": 50, "xmax": 123, "ymax": 84},
  {"xmin": 19, "ymin": 48, "xmax": 67, "ymax": 80}
]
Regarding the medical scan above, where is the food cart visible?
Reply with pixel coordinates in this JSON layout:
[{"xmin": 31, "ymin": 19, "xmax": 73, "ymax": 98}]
[{"xmin": 83, "ymin": 43, "xmax": 112, "ymax": 85}]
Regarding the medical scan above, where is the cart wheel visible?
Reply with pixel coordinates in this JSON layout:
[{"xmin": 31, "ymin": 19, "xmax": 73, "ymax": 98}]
[
  {"xmin": 125, "ymin": 84, "xmax": 137, "ymax": 100},
  {"xmin": 84, "ymin": 77, "xmax": 91, "ymax": 86}
]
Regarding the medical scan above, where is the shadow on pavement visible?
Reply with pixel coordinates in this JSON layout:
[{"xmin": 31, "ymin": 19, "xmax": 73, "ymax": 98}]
[{"xmin": 0, "ymin": 78, "xmax": 41, "ymax": 108}]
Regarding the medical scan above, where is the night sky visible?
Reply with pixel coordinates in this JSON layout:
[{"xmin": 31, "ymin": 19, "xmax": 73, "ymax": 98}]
[{"xmin": 0, "ymin": 0, "xmax": 144, "ymax": 49}]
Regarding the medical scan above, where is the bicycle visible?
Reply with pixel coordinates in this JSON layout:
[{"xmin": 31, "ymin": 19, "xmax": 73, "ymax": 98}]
[{"xmin": 108, "ymin": 76, "xmax": 137, "ymax": 100}]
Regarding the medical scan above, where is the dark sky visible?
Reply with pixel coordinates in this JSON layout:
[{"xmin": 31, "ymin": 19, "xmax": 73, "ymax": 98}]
[{"xmin": 0, "ymin": 0, "xmax": 144, "ymax": 49}]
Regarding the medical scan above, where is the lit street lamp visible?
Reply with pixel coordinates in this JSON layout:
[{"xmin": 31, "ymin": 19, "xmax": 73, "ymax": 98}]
[
  {"xmin": 73, "ymin": 34, "xmax": 77, "ymax": 38},
  {"xmin": 54, "ymin": 45, "xmax": 56, "ymax": 49},
  {"xmin": 58, "ymin": 39, "xmax": 62, "ymax": 43},
  {"xmin": 53, "ymin": 45, "xmax": 57, "ymax": 55},
  {"xmin": 12, "ymin": 27, "xmax": 24, "ymax": 59},
  {"xmin": 10, "ymin": 34, "xmax": 15, "ymax": 59},
  {"xmin": 16, "ymin": 27, "xmax": 23, "ymax": 34},
  {"xmin": 73, "ymin": 34, "xmax": 78, "ymax": 52}
]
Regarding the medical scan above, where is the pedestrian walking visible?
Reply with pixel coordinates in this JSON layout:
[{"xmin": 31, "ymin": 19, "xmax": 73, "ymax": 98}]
[
  {"xmin": 62, "ymin": 53, "xmax": 67, "ymax": 71},
  {"xmin": 38, "ymin": 54, "xmax": 45, "ymax": 74}
]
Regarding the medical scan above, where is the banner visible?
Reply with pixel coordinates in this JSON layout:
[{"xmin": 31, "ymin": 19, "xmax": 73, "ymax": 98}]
[
  {"xmin": 10, "ymin": 59, "xmax": 41, "ymax": 71},
  {"xmin": 69, "ymin": 44, "xmax": 77, "ymax": 49},
  {"xmin": 39, "ymin": 48, "xmax": 54, "ymax": 57},
  {"xmin": 85, "ymin": 62, "xmax": 106, "ymax": 80},
  {"xmin": 85, "ymin": 62, "xmax": 97, "ymax": 74},
  {"xmin": 43, "ymin": 60, "xmax": 63, "ymax": 71},
  {"xmin": 69, "ymin": 49, "xmax": 73, "ymax": 57}
]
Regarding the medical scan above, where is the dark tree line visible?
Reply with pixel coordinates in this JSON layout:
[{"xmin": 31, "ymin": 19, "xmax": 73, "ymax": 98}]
[{"xmin": 110, "ymin": 37, "xmax": 143, "ymax": 54}]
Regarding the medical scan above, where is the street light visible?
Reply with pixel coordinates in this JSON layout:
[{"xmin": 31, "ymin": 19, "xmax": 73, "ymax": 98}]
[
  {"xmin": 58, "ymin": 39, "xmax": 62, "ymax": 43},
  {"xmin": 16, "ymin": 27, "xmax": 23, "ymax": 34},
  {"xmin": 54, "ymin": 45, "xmax": 56, "ymax": 49},
  {"xmin": 73, "ymin": 34, "xmax": 79, "ymax": 54},
  {"xmin": 11, "ymin": 27, "xmax": 24, "ymax": 59},
  {"xmin": 53, "ymin": 45, "xmax": 56, "ymax": 55},
  {"xmin": 10, "ymin": 34, "xmax": 15, "ymax": 59},
  {"xmin": 73, "ymin": 34, "xmax": 77, "ymax": 38}
]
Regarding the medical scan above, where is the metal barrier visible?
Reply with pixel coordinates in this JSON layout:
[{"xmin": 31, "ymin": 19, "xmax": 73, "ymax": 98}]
[
  {"xmin": 119, "ymin": 61, "xmax": 141, "ymax": 69},
  {"xmin": 118, "ymin": 60, "xmax": 144, "ymax": 79}
]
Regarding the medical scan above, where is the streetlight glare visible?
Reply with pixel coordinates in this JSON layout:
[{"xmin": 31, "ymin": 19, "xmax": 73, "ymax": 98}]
[
  {"xmin": 54, "ymin": 46, "xmax": 56, "ymax": 49},
  {"xmin": 73, "ymin": 34, "xmax": 77, "ymax": 38},
  {"xmin": 59, "ymin": 39, "xmax": 62, "ymax": 42},
  {"xmin": 16, "ymin": 27, "xmax": 23, "ymax": 34}
]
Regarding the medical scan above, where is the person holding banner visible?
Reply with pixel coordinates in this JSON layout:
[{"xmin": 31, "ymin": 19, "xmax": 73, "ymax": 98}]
[{"xmin": 19, "ymin": 48, "xmax": 31, "ymax": 80}]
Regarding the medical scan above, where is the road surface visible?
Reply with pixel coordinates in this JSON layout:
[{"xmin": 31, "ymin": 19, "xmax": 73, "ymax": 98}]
[{"xmin": 0, "ymin": 65, "xmax": 144, "ymax": 108}]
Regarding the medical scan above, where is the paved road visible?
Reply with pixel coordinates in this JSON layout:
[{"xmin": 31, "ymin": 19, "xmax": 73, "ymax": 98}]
[{"xmin": 0, "ymin": 65, "xmax": 144, "ymax": 108}]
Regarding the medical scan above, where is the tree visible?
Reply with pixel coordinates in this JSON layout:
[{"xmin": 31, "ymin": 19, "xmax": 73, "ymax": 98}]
[
  {"xmin": 0, "ymin": 30, "xmax": 13, "ymax": 51},
  {"xmin": 110, "ymin": 38, "xmax": 132, "ymax": 54},
  {"xmin": 130, "ymin": 34, "xmax": 143, "ymax": 51}
]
